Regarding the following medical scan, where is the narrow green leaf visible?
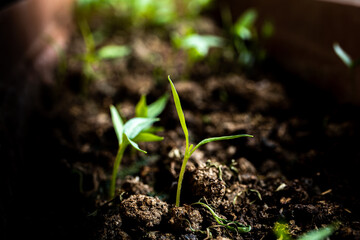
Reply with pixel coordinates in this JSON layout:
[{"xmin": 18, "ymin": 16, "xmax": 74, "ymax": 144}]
[
  {"xmin": 147, "ymin": 93, "xmax": 169, "ymax": 118},
  {"xmin": 191, "ymin": 134, "xmax": 253, "ymax": 155},
  {"xmin": 123, "ymin": 117, "xmax": 159, "ymax": 139},
  {"xmin": 78, "ymin": 18, "xmax": 95, "ymax": 54},
  {"xmin": 168, "ymin": 76, "xmax": 189, "ymax": 150},
  {"xmin": 234, "ymin": 9, "xmax": 257, "ymax": 40},
  {"xmin": 333, "ymin": 43, "xmax": 353, "ymax": 68},
  {"xmin": 110, "ymin": 105, "xmax": 124, "ymax": 145},
  {"xmin": 125, "ymin": 134, "xmax": 147, "ymax": 154},
  {"xmin": 135, "ymin": 95, "xmax": 148, "ymax": 117},
  {"xmin": 97, "ymin": 45, "xmax": 131, "ymax": 60},
  {"xmin": 298, "ymin": 225, "xmax": 335, "ymax": 240},
  {"xmin": 133, "ymin": 132, "xmax": 164, "ymax": 142},
  {"xmin": 188, "ymin": 144, "xmax": 194, "ymax": 153}
]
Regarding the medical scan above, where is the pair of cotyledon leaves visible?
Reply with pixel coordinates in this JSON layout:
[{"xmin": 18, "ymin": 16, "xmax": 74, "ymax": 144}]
[{"xmin": 110, "ymin": 94, "xmax": 168, "ymax": 154}]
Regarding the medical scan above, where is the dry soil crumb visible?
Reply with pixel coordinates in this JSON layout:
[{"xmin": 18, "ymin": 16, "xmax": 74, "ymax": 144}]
[
  {"xmin": 120, "ymin": 194, "xmax": 168, "ymax": 228},
  {"xmin": 186, "ymin": 166, "xmax": 226, "ymax": 207},
  {"xmin": 168, "ymin": 205, "xmax": 203, "ymax": 233}
]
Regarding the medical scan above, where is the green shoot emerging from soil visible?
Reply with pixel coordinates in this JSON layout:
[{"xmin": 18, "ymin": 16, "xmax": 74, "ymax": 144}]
[
  {"xmin": 109, "ymin": 97, "xmax": 166, "ymax": 199},
  {"xmin": 273, "ymin": 221, "xmax": 337, "ymax": 240},
  {"xmin": 168, "ymin": 76, "xmax": 253, "ymax": 207},
  {"xmin": 192, "ymin": 201, "xmax": 251, "ymax": 234}
]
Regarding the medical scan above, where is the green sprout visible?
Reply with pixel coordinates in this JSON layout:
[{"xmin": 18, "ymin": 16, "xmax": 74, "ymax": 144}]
[
  {"xmin": 220, "ymin": 7, "xmax": 273, "ymax": 69},
  {"xmin": 273, "ymin": 221, "xmax": 337, "ymax": 240},
  {"xmin": 333, "ymin": 43, "xmax": 360, "ymax": 100},
  {"xmin": 168, "ymin": 76, "xmax": 253, "ymax": 207},
  {"xmin": 172, "ymin": 33, "xmax": 224, "ymax": 63},
  {"xmin": 109, "ymin": 95, "xmax": 167, "ymax": 199},
  {"xmin": 232, "ymin": 8, "xmax": 273, "ymax": 67},
  {"xmin": 192, "ymin": 201, "xmax": 251, "ymax": 234},
  {"xmin": 78, "ymin": 19, "xmax": 131, "ymax": 83},
  {"xmin": 333, "ymin": 43, "xmax": 360, "ymax": 69},
  {"xmin": 274, "ymin": 222, "xmax": 293, "ymax": 240},
  {"xmin": 76, "ymin": 0, "xmax": 213, "ymax": 29}
]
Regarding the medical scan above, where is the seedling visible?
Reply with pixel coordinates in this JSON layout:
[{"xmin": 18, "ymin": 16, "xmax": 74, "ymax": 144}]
[
  {"xmin": 192, "ymin": 201, "xmax": 251, "ymax": 234},
  {"xmin": 76, "ymin": 0, "xmax": 213, "ymax": 27},
  {"xmin": 273, "ymin": 221, "xmax": 337, "ymax": 240},
  {"xmin": 168, "ymin": 76, "xmax": 253, "ymax": 207},
  {"xmin": 221, "ymin": 7, "xmax": 273, "ymax": 69},
  {"xmin": 78, "ymin": 19, "xmax": 131, "ymax": 84},
  {"xmin": 172, "ymin": 33, "xmax": 224, "ymax": 63},
  {"xmin": 333, "ymin": 42, "xmax": 360, "ymax": 100},
  {"xmin": 109, "ymin": 95, "xmax": 167, "ymax": 199},
  {"xmin": 333, "ymin": 43, "xmax": 360, "ymax": 69}
]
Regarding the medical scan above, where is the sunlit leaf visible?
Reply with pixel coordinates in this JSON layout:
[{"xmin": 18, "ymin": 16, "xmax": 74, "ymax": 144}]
[
  {"xmin": 191, "ymin": 134, "xmax": 253, "ymax": 155},
  {"xmin": 133, "ymin": 132, "xmax": 164, "ymax": 142},
  {"xmin": 273, "ymin": 222, "xmax": 293, "ymax": 240},
  {"xmin": 333, "ymin": 43, "xmax": 353, "ymax": 68},
  {"xmin": 179, "ymin": 34, "xmax": 224, "ymax": 57},
  {"xmin": 110, "ymin": 105, "xmax": 124, "ymax": 145},
  {"xmin": 135, "ymin": 95, "xmax": 148, "ymax": 117},
  {"xmin": 168, "ymin": 76, "xmax": 189, "ymax": 149},
  {"xmin": 234, "ymin": 9, "xmax": 257, "ymax": 40},
  {"xmin": 125, "ymin": 134, "xmax": 147, "ymax": 153},
  {"xmin": 298, "ymin": 225, "xmax": 335, "ymax": 240},
  {"xmin": 97, "ymin": 45, "xmax": 131, "ymax": 60},
  {"xmin": 123, "ymin": 117, "xmax": 159, "ymax": 139},
  {"xmin": 147, "ymin": 93, "xmax": 169, "ymax": 118}
]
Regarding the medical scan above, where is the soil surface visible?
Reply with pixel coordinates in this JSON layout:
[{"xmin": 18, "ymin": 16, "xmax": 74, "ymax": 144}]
[{"xmin": 2, "ymin": 7, "xmax": 360, "ymax": 240}]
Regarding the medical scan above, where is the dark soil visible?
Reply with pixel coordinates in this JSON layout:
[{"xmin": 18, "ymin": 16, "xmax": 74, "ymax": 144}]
[{"xmin": 2, "ymin": 8, "xmax": 360, "ymax": 240}]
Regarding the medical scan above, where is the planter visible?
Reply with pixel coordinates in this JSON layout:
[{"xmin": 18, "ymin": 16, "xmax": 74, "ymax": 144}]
[{"xmin": 1, "ymin": 1, "xmax": 360, "ymax": 239}]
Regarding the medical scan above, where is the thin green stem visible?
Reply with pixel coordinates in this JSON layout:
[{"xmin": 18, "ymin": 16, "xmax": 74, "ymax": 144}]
[
  {"xmin": 176, "ymin": 153, "xmax": 190, "ymax": 207},
  {"xmin": 109, "ymin": 144, "xmax": 127, "ymax": 199}
]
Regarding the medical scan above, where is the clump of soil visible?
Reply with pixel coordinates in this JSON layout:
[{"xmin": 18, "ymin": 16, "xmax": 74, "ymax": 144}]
[
  {"xmin": 120, "ymin": 194, "xmax": 168, "ymax": 229},
  {"xmin": 168, "ymin": 205, "xmax": 203, "ymax": 233},
  {"xmin": 185, "ymin": 166, "xmax": 226, "ymax": 207}
]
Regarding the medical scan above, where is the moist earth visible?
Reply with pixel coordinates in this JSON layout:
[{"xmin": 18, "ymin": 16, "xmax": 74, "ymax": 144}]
[{"xmin": 2, "ymin": 10, "xmax": 360, "ymax": 240}]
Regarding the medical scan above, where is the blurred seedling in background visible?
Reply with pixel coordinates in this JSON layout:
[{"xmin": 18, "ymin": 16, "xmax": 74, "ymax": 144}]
[
  {"xmin": 192, "ymin": 200, "xmax": 251, "ymax": 234},
  {"xmin": 108, "ymin": 94, "xmax": 167, "ymax": 199},
  {"xmin": 273, "ymin": 221, "xmax": 337, "ymax": 240},
  {"xmin": 76, "ymin": 0, "xmax": 214, "ymax": 30},
  {"xmin": 333, "ymin": 43, "xmax": 360, "ymax": 69},
  {"xmin": 168, "ymin": 76, "xmax": 253, "ymax": 207},
  {"xmin": 172, "ymin": 31, "xmax": 224, "ymax": 69},
  {"xmin": 78, "ymin": 19, "xmax": 131, "ymax": 87},
  {"xmin": 221, "ymin": 7, "xmax": 274, "ymax": 70},
  {"xmin": 333, "ymin": 43, "xmax": 360, "ymax": 100}
]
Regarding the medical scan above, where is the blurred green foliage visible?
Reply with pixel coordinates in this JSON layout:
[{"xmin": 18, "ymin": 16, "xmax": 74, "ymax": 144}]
[
  {"xmin": 77, "ymin": 19, "xmax": 131, "ymax": 83},
  {"xmin": 172, "ymin": 33, "xmax": 224, "ymax": 63},
  {"xmin": 75, "ymin": 0, "xmax": 213, "ymax": 28},
  {"xmin": 273, "ymin": 221, "xmax": 337, "ymax": 240},
  {"xmin": 222, "ymin": 7, "xmax": 274, "ymax": 69}
]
